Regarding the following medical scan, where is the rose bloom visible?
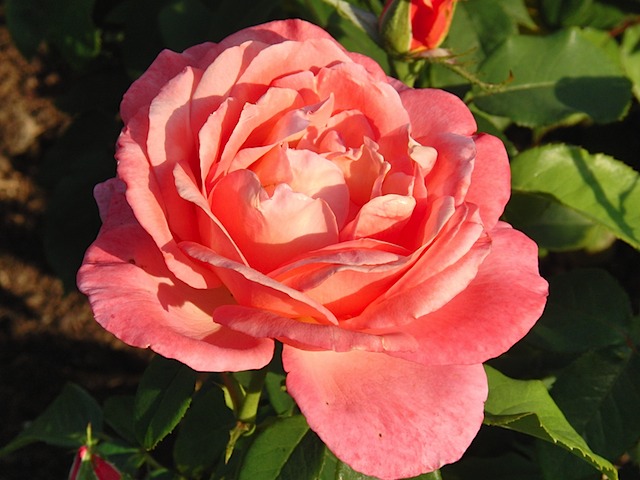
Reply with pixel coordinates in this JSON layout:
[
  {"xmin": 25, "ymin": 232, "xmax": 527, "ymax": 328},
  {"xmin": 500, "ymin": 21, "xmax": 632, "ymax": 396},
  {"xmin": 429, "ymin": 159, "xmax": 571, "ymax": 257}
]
[
  {"xmin": 380, "ymin": 0, "xmax": 457, "ymax": 53},
  {"xmin": 78, "ymin": 19, "xmax": 547, "ymax": 479}
]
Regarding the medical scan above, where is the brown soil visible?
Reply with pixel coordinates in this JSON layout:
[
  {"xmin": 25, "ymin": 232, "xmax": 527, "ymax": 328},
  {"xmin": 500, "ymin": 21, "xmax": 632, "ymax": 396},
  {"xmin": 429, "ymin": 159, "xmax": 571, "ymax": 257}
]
[{"xmin": 0, "ymin": 21, "xmax": 146, "ymax": 479}]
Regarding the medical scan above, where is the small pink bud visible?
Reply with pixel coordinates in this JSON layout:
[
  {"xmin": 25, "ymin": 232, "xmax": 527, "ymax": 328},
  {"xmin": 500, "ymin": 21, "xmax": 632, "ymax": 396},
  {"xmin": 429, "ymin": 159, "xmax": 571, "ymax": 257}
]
[{"xmin": 68, "ymin": 446, "xmax": 121, "ymax": 480}]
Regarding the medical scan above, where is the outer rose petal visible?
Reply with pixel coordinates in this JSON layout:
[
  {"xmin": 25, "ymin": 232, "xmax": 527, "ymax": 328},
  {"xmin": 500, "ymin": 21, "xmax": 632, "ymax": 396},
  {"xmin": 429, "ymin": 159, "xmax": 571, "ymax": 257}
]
[
  {"xmin": 464, "ymin": 133, "xmax": 511, "ymax": 229},
  {"xmin": 224, "ymin": 20, "xmax": 389, "ymax": 81},
  {"xmin": 213, "ymin": 305, "xmax": 417, "ymax": 353},
  {"xmin": 77, "ymin": 179, "xmax": 274, "ymax": 372},
  {"xmin": 181, "ymin": 241, "xmax": 339, "ymax": 325},
  {"xmin": 118, "ymin": 109, "xmax": 218, "ymax": 289},
  {"xmin": 121, "ymin": 42, "xmax": 221, "ymax": 125},
  {"xmin": 400, "ymin": 88, "xmax": 477, "ymax": 138},
  {"xmin": 283, "ymin": 347, "xmax": 487, "ymax": 480},
  {"xmin": 392, "ymin": 222, "xmax": 549, "ymax": 366}
]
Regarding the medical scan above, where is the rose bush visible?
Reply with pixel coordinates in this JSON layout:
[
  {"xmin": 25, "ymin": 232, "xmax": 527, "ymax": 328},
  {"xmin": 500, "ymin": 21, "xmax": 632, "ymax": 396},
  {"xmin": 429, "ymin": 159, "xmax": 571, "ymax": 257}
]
[
  {"xmin": 380, "ymin": 0, "xmax": 458, "ymax": 54},
  {"xmin": 77, "ymin": 19, "xmax": 548, "ymax": 479}
]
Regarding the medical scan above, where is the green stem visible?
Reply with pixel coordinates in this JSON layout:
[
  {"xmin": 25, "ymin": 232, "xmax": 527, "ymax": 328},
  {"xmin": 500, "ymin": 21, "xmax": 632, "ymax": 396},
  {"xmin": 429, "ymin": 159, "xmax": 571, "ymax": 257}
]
[
  {"xmin": 237, "ymin": 368, "xmax": 267, "ymax": 424},
  {"xmin": 221, "ymin": 372, "xmax": 244, "ymax": 416},
  {"xmin": 425, "ymin": 469, "xmax": 443, "ymax": 480},
  {"xmin": 224, "ymin": 368, "xmax": 268, "ymax": 463},
  {"xmin": 390, "ymin": 57, "xmax": 424, "ymax": 87},
  {"xmin": 431, "ymin": 57, "xmax": 510, "ymax": 101}
]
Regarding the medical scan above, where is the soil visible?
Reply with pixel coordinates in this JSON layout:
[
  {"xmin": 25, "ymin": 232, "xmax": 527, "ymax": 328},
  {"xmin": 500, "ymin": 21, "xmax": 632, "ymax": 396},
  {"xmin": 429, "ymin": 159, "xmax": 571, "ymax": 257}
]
[{"xmin": 0, "ymin": 20, "xmax": 147, "ymax": 479}]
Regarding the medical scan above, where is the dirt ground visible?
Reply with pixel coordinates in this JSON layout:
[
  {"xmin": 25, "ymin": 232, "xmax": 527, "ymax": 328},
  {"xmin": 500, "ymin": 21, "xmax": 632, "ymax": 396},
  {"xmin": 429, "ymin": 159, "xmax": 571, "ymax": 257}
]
[{"xmin": 0, "ymin": 21, "xmax": 147, "ymax": 479}]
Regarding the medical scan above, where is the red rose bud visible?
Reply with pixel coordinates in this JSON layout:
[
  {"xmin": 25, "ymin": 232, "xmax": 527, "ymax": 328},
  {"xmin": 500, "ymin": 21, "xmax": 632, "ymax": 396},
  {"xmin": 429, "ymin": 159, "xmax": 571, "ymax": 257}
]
[
  {"xmin": 68, "ymin": 446, "xmax": 121, "ymax": 480},
  {"xmin": 380, "ymin": 0, "xmax": 457, "ymax": 55}
]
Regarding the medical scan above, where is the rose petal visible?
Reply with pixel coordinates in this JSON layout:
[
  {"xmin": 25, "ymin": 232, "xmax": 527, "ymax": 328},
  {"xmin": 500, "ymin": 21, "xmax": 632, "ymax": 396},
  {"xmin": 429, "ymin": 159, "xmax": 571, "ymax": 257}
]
[
  {"xmin": 198, "ymin": 97, "xmax": 244, "ymax": 191},
  {"xmin": 253, "ymin": 147, "xmax": 350, "ymax": 227},
  {"xmin": 182, "ymin": 241, "xmax": 339, "ymax": 325},
  {"xmin": 392, "ymin": 222, "xmax": 549, "ymax": 366},
  {"xmin": 329, "ymin": 137, "xmax": 389, "ymax": 207},
  {"xmin": 121, "ymin": 42, "xmax": 217, "ymax": 123},
  {"xmin": 117, "ymin": 116, "xmax": 216, "ymax": 289},
  {"xmin": 191, "ymin": 41, "xmax": 267, "ymax": 128},
  {"xmin": 225, "ymin": 20, "xmax": 390, "ymax": 81},
  {"xmin": 349, "ymin": 235, "xmax": 491, "ymax": 332},
  {"xmin": 272, "ymin": 240, "xmax": 412, "ymax": 318},
  {"xmin": 209, "ymin": 169, "xmax": 339, "ymax": 273},
  {"xmin": 173, "ymin": 162, "xmax": 246, "ymax": 264},
  {"xmin": 283, "ymin": 347, "xmax": 487, "ymax": 480},
  {"xmin": 341, "ymin": 194, "xmax": 416, "ymax": 243},
  {"xmin": 235, "ymin": 38, "xmax": 353, "ymax": 93},
  {"xmin": 347, "ymin": 204, "xmax": 488, "ymax": 330},
  {"xmin": 217, "ymin": 87, "xmax": 304, "ymax": 175},
  {"xmin": 77, "ymin": 179, "xmax": 274, "ymax": 372},
  {"xmin": 400, "ymin": 88, "xmax": 477, "ymax": 139},
  {"xmin": 213, "ymin": 306, "xmax": 417, "ymax": 352},
  {"xmin": 423, "ymin": 132, "xmax": 476, "ymax": 207},
  {"xmin": 316, "ymin": 62, "xmax": 410, "ymax": 139},
  {"xmin": 465, "ymin": 133, "xmax": 511, "ymax": 229}
]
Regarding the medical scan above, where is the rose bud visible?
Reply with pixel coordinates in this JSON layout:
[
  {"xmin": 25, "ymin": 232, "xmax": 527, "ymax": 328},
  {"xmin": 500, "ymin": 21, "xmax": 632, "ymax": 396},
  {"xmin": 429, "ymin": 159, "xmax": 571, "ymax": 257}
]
[
  {"xmin": 68, "ymin": 446, "xmax": 121, "ymax": 480},
  {"xmin": 380, "ymin": 0, "xmax": 458, "ymax": 55}
]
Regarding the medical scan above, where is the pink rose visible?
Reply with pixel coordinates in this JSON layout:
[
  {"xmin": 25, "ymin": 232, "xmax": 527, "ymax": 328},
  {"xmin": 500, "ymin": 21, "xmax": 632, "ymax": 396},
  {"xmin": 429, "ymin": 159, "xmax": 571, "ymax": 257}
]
[
  {"xmin": 68, "ymin": 446, "xmax": 121, "ymax": 480},
  {"xmin": 380, "ymin": 0, "xmax": 458, "ymax": 54},
  {"xmin": 78, "ymin": 19, "xmax": 547, "ymax": 479}
]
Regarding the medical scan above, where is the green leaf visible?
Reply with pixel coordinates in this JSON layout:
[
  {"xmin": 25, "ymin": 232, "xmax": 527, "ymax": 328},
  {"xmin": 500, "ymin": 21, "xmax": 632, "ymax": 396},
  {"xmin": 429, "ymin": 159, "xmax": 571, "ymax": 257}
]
[
  {"xmin": 133, "ymin": 356, "xmax": 196, "ymax": 450},
  {"xmin": 442, "ymin": 452, "xmax": 541, "ymax": 480},
  {"xmin": 241, "ymin": 417, "xmax": 445, "ymax": 480},
  {"xmin": 536, "ymin": 442, "xmax": 600, "ymax": 480},
  {"xmin": 429, "ymin": 0, "xmax": 512, "ymax": 91},
  {"xmin": 550, "ymin": 345, "xmax": 640, "ymax": 460},
  {"xmin": 48, "ymin": 0, "xmax": 101, "ymax": 69},
  {"xmin": 458, "ymin": 0, "xmax": 519, "ymax": 55},
  {"xmin": 94, "ymin": 441, "xmax": 144, "ymax": 478},
  {"xmin": 540, "ymin": 0, "xmax": 626, "ymax": 29},
  {"xmin": 472, "ymin": 29, "xmax": 632, "ymax": 127},
  {"xmin": 206, "ymin": 0, "xmax": 285, "ymax": 41},
  {"xmin": 173, "ymin": 385, "xmax": 235, "ymax": 476},
  {"xmin": 620, "ymin": 24, "xmax": 640, "ymax": 101},
  {"xmin": 483, "ymin": 366, "xmax": 618, "ymax": 480},
  {"xmin": 264, "ymin": 372, "xmax": 295, "ymax": 416},
  {"xmin": 5, "ymin": 0, "xmax": 101, "ymax": 68},
  {"xmin": 579, "ymin": 27, "xmax": 623, "ymax": 66},
  {"xmin": 4, "ymin": 0, "xmax": 49, "ymax": 57},
  {"xmin": 504, "ymin": 192, "xmax": 615, "ymax": 252},
  {"xmin": 525, "ymin": 269, "xmax": 632, "ymax": 353},
  {"xmin": 535, "ymin": 344, "xmax": 640, "ymax": 479},
  {"xmin": 76, "ymin": 457, "xmax": 101, "ymax": 480},
  {"xmin": 316, "ymin": 0, "xmax": 380, "ymax": 43},
  {"xmin": 540, "ymin": 0, "xmax": 591, "ymax": 26},
  {"xmin": 0, "ymin": 384, "xmax": 102, "ymax": 456},
  {"xmin": 104, "ymin": 395, "xmax": 137, "ymax": 444},
  {"xmin": 239, "ymin": 415, "xmax": 326, "ymax": 480},
  {"xmin": 495, "ymin": 0, "xmax": 537, "ymax": 30},
  {"xmin": 332, "ymin": 455, "xmax": 443, "ymax": 480},
  {"xmin": 40, "ymin": 112, "xmax": 119, "ymax": 290},
  {"xmin": 510, "ymin": 144, "xmax": 640, "ymax": 250},
  {"xmin": 106, "ymin": 0, "xmax": 171, "ymax": 78},
  {"xmin": 158, "ymin": 0, "xmax": 215, "ymax": 52}
]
